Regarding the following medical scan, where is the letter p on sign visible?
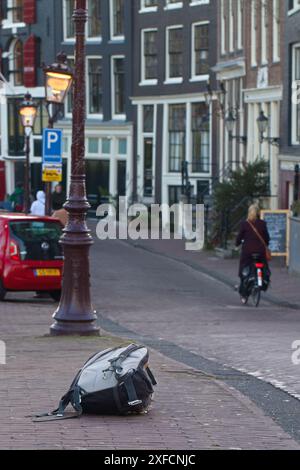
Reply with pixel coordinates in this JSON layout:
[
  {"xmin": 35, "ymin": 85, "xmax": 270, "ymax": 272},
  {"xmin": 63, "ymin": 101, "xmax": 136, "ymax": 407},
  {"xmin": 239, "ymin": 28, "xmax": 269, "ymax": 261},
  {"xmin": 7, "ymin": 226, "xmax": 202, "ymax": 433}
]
[{"xmin": 47, "ymin": 131, "xmax": 59, "ymax": 149}]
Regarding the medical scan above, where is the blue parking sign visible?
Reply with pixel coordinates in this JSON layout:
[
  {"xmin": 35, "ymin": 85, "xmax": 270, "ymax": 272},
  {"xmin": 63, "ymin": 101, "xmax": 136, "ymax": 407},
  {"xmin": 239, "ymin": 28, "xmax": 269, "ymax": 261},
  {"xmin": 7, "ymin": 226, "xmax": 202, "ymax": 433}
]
[{"xmin": 43, "ymin": 129, "xmax": 63, "ymax": 164}]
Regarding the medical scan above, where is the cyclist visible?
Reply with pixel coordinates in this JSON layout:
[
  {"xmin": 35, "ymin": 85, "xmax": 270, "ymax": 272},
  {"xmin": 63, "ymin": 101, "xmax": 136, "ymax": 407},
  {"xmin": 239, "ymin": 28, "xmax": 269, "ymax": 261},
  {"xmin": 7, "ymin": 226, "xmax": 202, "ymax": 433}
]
[{"xmin": 236, "ymin": 204, "xmax": 270, "ymax": 303}]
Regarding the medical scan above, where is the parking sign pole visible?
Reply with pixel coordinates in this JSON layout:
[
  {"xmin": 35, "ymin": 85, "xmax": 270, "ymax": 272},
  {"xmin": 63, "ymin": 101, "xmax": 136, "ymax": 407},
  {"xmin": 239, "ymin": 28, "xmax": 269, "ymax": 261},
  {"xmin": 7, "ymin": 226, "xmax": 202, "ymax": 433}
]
[
  {"xmin": 45, "ymin": 118, "xmax": 53, "ymax": 216},
  {"xmin": 50, "ymin": 0, "xmax": 99, "ymax": 336}
]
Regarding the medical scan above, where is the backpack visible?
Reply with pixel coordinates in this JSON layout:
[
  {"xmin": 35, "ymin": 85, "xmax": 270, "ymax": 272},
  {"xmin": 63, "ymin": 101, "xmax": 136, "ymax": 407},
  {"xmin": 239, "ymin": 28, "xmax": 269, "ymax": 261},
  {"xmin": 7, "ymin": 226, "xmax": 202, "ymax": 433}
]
[{"xmin": 32, "ymin": 344, "xmax": 157, "ymax": 422}]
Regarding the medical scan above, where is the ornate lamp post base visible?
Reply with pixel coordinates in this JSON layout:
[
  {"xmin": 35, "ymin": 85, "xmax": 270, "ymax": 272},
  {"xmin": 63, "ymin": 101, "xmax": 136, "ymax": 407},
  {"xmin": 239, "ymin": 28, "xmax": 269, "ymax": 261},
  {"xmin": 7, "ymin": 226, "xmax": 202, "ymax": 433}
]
[
  {"xmin": 50, "ymin": 320, "xmax": 99, "ymax": 336},
  {"xmin": 50, "ymin": 221, "xmax": 100, "ymax": 337}
]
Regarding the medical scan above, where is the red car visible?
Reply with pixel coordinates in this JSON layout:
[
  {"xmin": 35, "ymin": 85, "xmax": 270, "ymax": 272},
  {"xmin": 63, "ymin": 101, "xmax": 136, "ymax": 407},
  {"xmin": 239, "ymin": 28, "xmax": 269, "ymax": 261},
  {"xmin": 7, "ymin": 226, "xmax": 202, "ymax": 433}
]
[{"xmin": 0, "ymin": 214, "xmax": 63, "ymax": 301}]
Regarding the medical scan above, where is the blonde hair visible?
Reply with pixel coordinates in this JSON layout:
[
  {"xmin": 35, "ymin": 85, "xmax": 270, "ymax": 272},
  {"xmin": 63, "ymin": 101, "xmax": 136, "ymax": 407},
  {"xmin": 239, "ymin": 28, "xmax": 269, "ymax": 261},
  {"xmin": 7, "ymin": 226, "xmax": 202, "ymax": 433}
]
[{"xmin": 247, "ymin": 204, "xmax": 260, "ymax": 222}]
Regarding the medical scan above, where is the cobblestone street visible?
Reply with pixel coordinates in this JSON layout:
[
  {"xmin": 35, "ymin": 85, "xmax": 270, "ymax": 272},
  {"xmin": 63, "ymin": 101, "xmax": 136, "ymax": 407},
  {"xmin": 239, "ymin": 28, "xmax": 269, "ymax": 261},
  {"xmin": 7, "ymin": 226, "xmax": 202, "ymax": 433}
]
[{"xmin": 1, "ymin": 228, "xmax": 300, "ymax": 449}]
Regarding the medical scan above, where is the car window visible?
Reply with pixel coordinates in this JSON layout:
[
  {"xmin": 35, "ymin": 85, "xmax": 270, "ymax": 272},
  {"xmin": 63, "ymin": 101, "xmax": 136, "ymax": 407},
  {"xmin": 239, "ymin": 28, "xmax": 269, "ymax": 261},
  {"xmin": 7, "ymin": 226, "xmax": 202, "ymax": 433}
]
[{"xmin": 9, "ymin": 221, "xmax": 63, "ymax": 261}]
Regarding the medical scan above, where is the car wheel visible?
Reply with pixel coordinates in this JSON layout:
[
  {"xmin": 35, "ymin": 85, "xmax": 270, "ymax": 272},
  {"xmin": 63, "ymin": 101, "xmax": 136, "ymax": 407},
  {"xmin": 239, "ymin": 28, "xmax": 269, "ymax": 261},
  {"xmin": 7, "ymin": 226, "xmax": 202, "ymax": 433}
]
[
  {"xmin": 0, "ymin": 279, "xmax": 7, "ymax": 301},
  {"xmin": 49, "ymin": 290, "xmax": 61, "ymax": 302}
]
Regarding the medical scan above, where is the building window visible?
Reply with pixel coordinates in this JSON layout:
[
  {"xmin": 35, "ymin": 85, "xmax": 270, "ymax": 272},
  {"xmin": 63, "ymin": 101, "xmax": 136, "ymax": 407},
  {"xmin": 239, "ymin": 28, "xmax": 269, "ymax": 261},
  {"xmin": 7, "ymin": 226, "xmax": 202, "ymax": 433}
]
[
  {"xmin": 10, "ymin": 0, "xmax": 23, "ymax": 23},
  {"xmin": 168, "ymin": 104, "xmax": 186, "ymax": 173},
  {"xmin": 237, "ymin": 0, "xmax": 243, "ymax": 50},
  {"xmin": 229, "ymin": 0, "xmax": 234, "ymax": 52},
  {"xmin": 87, "ymin": 58, "xmax": 103, "ymax": 115},
  {"xmin": 66, "ymin": 57, "xmax": 75, "ymax": 114},
  {"xmin": 292, "ymin": 44, "xmax": 300, "ymax": 145},
  {"xmin": 191, "ymin": 103, "xmax": 210, "ymax": 173},
  {"xmin": 167, "ymin": 26, "xmax": 184, "ymax": 81},
  {"xmin": 273, "ymin": 0, "xmax": 280, "ymax": 62},
  {"xmin": 220, "ymin": 0, "xmax": 226, "ymax": 55},
  {"xmin": 143, "ymin": 105, "xmax": 154, "ymax": 133},
  {"xmin": 64, "ymin": 0, "xmax": 75, "ymax": 39},
  {"xmin": 165, "ymin": 0, "xmax": 183, "ymax": 9},
  {"xmin": 110, "ymin": 0, "xmax": 124, "ymax": 39},
  {"xmin": 192, "ymin": 22, "xmax": 209, "ymax": 79},
  {"xmin": 261, "ymin": 0, "xmax": 268, "ymax": 64},
  {"xmin": 289, "ymin": 0, "xmax": 300, "ymax": 13},
  {"xmin": 142, "ymin": 29, "xmax": 158, "ymax": 83},
  {"xmin": 9, "ymin": 39, "xmax": 23, "ymax": 86},
  {"xmin": 112, "ymin": 57, "xmax": 125, "ymax": 117},
  {"xmin": 102, "ymin": 138, "xmax": 111, "ymax": 154},
  {"xmin": 251, "ymin": 0, "xmax": 257, "ymax": 66},
  {"xmin": 140, "ymin": 0, "xmax": 158, "ymax": 11},
  {"xmin": 142, "ymin": 105, "xmax": 155, "ymax": 198},
  {"xmin": 118, "ymin": 138, "xmax": 127, "ymax": 155},
  {"xmin": 63, "ymin": 0, "xmax": 101, "ymax": 40},
  {"xmin": 88, "ymin": 0, "xmax": 102, "ymax": 39}
]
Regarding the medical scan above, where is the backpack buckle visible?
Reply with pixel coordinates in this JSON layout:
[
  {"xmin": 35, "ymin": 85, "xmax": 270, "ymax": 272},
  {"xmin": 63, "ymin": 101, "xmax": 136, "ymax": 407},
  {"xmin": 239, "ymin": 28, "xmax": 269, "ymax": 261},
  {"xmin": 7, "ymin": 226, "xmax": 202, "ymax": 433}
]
[{"xmin": 128, "ymin": 400, "xmax": 142, "ymax": 407}]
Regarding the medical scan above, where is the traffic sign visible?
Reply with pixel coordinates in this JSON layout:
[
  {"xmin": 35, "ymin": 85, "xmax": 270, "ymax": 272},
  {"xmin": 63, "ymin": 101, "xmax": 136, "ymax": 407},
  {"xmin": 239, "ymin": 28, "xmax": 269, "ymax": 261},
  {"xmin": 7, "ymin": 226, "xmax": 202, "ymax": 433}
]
[
  {"xmin": 43, "ymin": 129, "xmax": 63, "ymax": 164},
  {"xmin": 42, "ymin": 164, "xmax": 62, "ymax": 183}
]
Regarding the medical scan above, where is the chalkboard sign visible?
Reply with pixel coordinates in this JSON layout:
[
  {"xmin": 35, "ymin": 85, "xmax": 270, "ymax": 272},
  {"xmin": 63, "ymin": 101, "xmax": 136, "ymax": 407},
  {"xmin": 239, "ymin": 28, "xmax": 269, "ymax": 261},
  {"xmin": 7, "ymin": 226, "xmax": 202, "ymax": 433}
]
[{"xmin": 261, "ymin": 210, "xmax": 291, "ymax": 265}]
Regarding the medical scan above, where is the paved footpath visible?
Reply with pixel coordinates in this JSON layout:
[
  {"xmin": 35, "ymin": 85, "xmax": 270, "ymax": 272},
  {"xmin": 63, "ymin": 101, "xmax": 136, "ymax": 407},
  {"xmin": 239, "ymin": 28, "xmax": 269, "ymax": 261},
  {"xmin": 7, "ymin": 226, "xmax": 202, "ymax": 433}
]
[
  {"xmin": 127, "ymin": 238, "xmax": 300, "ymax": 309},
  {"xmin": 0, "ymin": 294, "xmax": 299, "ymax": 450}
]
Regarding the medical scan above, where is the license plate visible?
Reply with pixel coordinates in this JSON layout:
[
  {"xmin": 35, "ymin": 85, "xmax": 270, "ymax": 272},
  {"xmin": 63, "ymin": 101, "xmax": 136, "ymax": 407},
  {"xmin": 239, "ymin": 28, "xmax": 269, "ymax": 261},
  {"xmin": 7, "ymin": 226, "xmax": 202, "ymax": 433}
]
[{"xmin": 34, "ymin": 269, "xmax": 60, "ymax": 277}]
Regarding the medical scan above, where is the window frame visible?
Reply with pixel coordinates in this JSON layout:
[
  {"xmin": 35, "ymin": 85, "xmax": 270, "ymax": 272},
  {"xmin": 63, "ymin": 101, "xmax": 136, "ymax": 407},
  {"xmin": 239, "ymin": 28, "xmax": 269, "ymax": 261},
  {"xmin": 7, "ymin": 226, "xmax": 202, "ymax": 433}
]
[
  {"xmin": 165, "ymin": 25, "xmax": 184, "ymax": 85},
  {"xmin": 86, "ymin": 55, "xmax": 103, "ymax": 119},
  {"xmin": 141, "ymin": 28, "xmax": 159, "ymax": 86},
  {"xmin": 111, "ymin": 55, "xmax": 126, "ymax": 120},
  {"xmin": 190, "ymin": 21, "xmax": 210, "ymax": 83}
]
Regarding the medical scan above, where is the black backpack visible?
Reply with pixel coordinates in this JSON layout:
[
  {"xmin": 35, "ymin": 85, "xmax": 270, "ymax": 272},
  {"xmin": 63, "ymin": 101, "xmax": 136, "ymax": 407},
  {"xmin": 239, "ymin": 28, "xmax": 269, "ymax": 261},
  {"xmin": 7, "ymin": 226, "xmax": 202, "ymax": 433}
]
[{"xmin": 32, "ymin": 344, "xmax": 157, "ymax": 422}]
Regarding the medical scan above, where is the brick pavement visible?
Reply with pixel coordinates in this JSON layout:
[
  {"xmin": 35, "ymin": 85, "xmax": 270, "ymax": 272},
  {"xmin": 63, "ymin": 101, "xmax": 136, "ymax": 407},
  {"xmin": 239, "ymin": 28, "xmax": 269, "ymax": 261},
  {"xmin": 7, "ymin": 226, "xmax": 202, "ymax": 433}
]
[
  {"xmin": 127, "ymin": 238, "xmax": 300, "ymax": 308},
  {"xmin": 0, "ymin": 293, "xmax": 299, "ymax": 450}
]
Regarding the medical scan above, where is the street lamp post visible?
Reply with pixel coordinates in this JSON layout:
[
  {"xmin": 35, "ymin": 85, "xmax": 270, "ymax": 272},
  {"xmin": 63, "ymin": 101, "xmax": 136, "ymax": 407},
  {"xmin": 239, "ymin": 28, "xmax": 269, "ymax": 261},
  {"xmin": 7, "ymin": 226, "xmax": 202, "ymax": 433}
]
[
  {"xmin": 50, "ymin": 0, "xmax": 99, "ymax": 336},
  {"xmin": 19, "ymin": 93, "xmax": 38, "ymax": 214},
  {"xmin": 257, "ymin": 110, "xmax": 280, "ymax": 146},
  {"xmin": 44, "ymin": 52, "xmax": 74, "ymax": 215}
]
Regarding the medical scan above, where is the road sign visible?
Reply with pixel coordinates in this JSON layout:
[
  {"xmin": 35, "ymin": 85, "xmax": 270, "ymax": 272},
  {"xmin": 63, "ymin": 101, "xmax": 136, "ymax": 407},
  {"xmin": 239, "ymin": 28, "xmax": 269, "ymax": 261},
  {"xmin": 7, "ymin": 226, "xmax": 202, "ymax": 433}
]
[
  {"xmin": 43, "ymin": 129, "xmax": 63, "ymax": 164},
  {"xmin": 42, "ymin": 164, "xmax": 62, "ymax": 183}
]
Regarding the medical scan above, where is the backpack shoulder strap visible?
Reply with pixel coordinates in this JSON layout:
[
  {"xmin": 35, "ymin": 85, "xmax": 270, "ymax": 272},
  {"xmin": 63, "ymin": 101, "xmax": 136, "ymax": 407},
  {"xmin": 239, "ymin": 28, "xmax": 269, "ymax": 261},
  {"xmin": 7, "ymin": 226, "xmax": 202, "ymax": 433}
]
[{"xmin": 247, "ymin": 220, "xmax": 267, "ymax": 248}]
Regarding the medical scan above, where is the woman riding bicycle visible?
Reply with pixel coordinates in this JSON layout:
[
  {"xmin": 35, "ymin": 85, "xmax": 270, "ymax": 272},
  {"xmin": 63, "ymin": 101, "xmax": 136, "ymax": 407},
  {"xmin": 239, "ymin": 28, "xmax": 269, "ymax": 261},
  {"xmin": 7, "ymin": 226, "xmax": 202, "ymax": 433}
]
[{"xmin": 236, "ymin": 204, "xmax": 270, "ymax": 302}]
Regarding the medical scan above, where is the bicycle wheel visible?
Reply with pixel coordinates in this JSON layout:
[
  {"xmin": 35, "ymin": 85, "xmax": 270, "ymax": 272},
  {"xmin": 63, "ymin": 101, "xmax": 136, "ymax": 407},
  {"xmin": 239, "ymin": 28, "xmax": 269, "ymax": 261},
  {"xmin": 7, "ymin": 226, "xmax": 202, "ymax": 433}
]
[{"xmin": 251, "ymin": 286, "xmax": 261, "ymax": 307}]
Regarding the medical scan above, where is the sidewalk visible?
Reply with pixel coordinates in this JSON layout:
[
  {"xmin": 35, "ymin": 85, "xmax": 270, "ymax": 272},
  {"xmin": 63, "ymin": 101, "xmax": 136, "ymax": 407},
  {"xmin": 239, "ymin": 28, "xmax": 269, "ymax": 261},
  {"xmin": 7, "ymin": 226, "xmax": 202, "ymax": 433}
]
[
  {"xmin": 0, "ymin": 293, "xmax": 299, "ymax": 450},
  {"xmin": 126, "ymin": 238, "xmax": 300, "ymax": 309}
]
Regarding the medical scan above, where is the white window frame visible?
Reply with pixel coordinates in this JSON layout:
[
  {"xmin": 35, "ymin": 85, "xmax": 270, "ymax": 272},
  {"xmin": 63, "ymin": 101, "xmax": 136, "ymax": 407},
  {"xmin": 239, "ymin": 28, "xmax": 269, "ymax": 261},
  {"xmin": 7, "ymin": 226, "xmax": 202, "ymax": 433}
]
[
  {"xmin": 63, "ymin": 0, "xmax": 102, "ymax": 43},
  {"xmin": 190, "ymin": 0, "xmax": 210, "ymax": 6},
  {"xmin": 163, "ymin": 98, "xmax": 212, "ymax": 178},
  {"xmin": 292, "ymin": 43, "xmax": 300, "ymax": 145},
  {"xmin": 65, "ymin": 55, "xmax": 75, "ymax": 118},
  {"xmin": 164, "ymin": 1, "xmax": 183, "ymax": 10},
  {"xmin": 86, "ymin": 0, "xmax": 102, "ymax": 42},
  {"xmin": 288, "ymin": 0, "xmax": 300, "ymax": 15},
  {"xmin": 251, "ymin": 0, "xmax": 257, "ymax": 67},
  {"xmin": 165, "ymin": 25, "xmax": 184, "ymax": 85},
  {"xmin": 229, "ymin": 0, "xmax": 234, "ymax": 53},
  {"xmin": 272, "ymin": 0, "xmax": 280, "ymax": 63},
  {"xmin": 2, "ymin": 0, "xmax": 26, "ymax": 30},
  {"xmin": 261, "ymin": 0, "xmax": 268, "ymax": 65},
  {"xmin": 86, "ymin": 55, "xmax": 103, "ymax": 120},
  {"xmin": 140, "ymin": 28, "xmax": 158, "ymax": 86},
  {"xmin": 237, "ymin": 0, "xmax": 243, "ymax": 51},
  {"xmin": 221, "ymin": 0, "xmax": 226, "ymax": 55},
  {"xmin": 111, "ymin": 55, "xmax": 126, "ymax": 120},
  {"xmin": 139, "ymin": 0, "xmax": 158, "ymax": 13},
  {"xmin": 109, "ymin": 0, "xmax": 125, "ymax": 42},
  {"xmin": 190, "ymin": 21, "xmax": 210, "ymax": 83}
]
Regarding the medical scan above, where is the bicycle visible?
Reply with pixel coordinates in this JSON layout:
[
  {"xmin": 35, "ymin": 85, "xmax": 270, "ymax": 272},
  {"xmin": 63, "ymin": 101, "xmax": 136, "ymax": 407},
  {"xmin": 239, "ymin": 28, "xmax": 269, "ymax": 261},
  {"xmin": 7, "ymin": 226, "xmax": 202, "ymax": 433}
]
[{"xmin": 240, "ymin": 254, "xmax": 269, "ymax": 308}]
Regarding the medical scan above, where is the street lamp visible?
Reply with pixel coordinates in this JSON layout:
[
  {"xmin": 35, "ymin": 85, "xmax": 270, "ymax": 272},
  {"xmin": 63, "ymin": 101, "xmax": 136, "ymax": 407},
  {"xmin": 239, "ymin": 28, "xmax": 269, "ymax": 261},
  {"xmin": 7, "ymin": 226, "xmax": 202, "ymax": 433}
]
[
  {"xmin": 225, "ymin": 109, "xmax": 247, "ymax": 144},
  {"xmin": 50, "ymin": 0, "xmax": 99, "ymax": 336},
  {"xmin": 257, "ymin": 110, "xmax": 280, "ymax": 146},
  {"xmin": 44, "ymin": 52, "xmax": 73, "ymax": 110},
  {"xmin": 43, "ymin": 52, "xmax": 74, "ymax": 215},
  {"xmin": 19, "ymin": 93, "xmax": 38, "ymax": 214}
]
